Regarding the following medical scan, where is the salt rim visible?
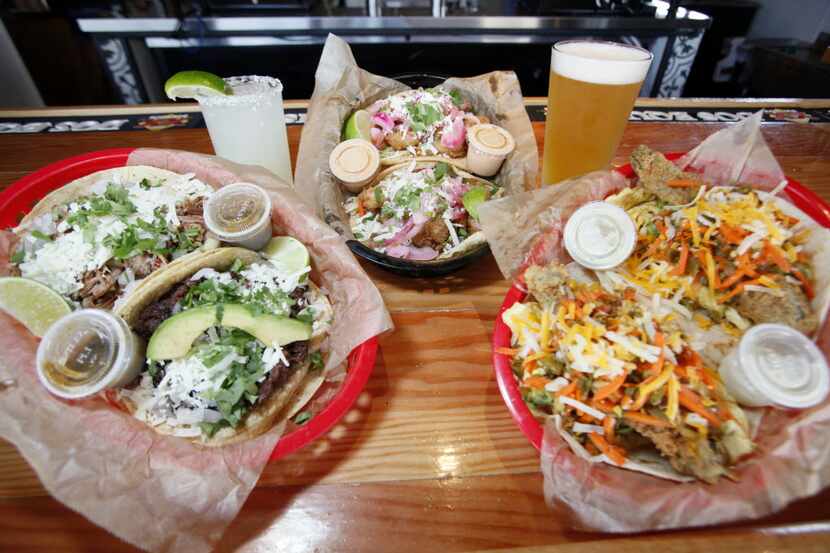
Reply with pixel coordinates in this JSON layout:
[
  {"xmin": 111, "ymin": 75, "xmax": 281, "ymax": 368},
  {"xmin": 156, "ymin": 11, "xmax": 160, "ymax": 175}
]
[{"xmin": 197, "ymin": 75, "xmax": 283, "ymax": 107}]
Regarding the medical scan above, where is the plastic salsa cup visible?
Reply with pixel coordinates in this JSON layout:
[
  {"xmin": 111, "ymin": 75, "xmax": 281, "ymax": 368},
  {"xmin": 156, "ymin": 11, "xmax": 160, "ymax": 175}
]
[
  {"xmin": 563, "ymin": 201, "xmax": 637, "ymax": 270},
  {"xmin": 36, "ymin": 309, "xmax": 145, "ymax": 400},
  {"xmin": 465, "ymin": 124, "xmax": 515, "ymax": 177},
  {"xmin": 718, "ymin": 323, "xmax": 830, "ymax": 409},
  {"xmin": 329, "ymin": 138, "xmax": 380, "ymax": 193},
  {"xmin": 204, "ymin": 182, "xmax": 273, "ymax": 250}
]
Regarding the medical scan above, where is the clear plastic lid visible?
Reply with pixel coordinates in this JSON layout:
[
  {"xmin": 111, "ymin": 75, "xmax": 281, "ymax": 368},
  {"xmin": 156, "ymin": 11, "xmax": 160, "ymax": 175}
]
[
  {"xmin": 736, "ymin": 324, "xmax": 829, "ymax": 409},
  {"xmin": 36, "ymin": 309, "xmax": 142, "ymax": 399},
  {"xmin": 204, "ymin": 182, "xmax": 272, "ymax": 240},
  {"xmin": 563, "ymin": 201, "xmax": 637, "ymax": 270}
]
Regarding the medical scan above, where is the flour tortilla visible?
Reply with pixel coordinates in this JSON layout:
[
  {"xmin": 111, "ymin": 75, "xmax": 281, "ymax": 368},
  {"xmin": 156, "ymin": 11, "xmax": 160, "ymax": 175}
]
[
  {"xmin": 115, "ymin": 246, "xmax": 331, "ymax": 446},
  {"xmin": 352, "ymin": 160, "xmax": 496, "ymax": 262}
]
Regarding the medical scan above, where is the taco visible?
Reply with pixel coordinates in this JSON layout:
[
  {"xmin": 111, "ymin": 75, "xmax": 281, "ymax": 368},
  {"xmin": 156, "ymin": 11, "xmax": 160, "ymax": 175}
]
[
  {"xmin": 114, "ymin": 246, "xmax": 333, "ymax": 445},
  {"xmin": 502, "ymin": 261, "xmax": 754, "ymax": 483},
  {"xmin": 9, "ymin": 166, "xmax": 218, "ymax": 310},
  {"xmin": 357, "ymin": 87, "xmax": 494, "ymax": 166},
  {"xmin": 604, "ymin": 146, "xmax": 830, "ymax": 363},
  {"xmin": 344, "ymin": 160, "xmax": 499, "ymax": 261}
]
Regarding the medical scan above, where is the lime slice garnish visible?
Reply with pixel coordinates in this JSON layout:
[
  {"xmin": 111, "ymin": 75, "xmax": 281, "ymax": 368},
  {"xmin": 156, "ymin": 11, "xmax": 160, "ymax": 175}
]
[
  {"xmin": 0, "ymin": 277, "xmax": 71, "ymax": 337},
  {"xmin": 164, "ymin": 70, "xmax": 229, "ymax": 100},
  {"xmin": 343, "ymin": 110, "xmax": 372, "ymax": 141},
  {"xmin": 462, "ymin": 186, "xmax": 490, "ymax": 221},
  {"xmin": 262, "ymin": 236, "xmax": 310, "ymax": 274}
]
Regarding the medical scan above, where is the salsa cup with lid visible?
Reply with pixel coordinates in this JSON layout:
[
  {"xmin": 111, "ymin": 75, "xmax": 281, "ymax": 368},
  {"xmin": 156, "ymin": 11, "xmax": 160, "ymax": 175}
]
[
  {"xmin": 36, "ymin": 309, "xmax": 145, "ymax": 400},
  {"xmin": 204, "ymin": 182, "xmax": 273, "ymax": 251}
]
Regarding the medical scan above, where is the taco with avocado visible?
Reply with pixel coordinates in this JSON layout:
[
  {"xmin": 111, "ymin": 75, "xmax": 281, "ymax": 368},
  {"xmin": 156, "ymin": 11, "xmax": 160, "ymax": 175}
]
[
  {"xmin": 114, "ymin": 246, "xmax": 333, "ymax": 445},
  {"xmin": 9, "ymin": 166, "xmax": 219, "ymax": 310},
  {"xmin": 344, "ymin": 160, "xmax": 499, "ymax": 262}
]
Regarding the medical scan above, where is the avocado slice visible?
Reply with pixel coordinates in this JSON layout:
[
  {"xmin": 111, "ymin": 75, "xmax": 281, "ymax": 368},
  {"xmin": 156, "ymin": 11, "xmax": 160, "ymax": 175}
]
[
  {"xmin": 462, "ymin": 186, "xmax": 490, "ymax": 221},
  {"xmin": 146, "ymin": 303, "xmax": 311, "ymax": 361}
]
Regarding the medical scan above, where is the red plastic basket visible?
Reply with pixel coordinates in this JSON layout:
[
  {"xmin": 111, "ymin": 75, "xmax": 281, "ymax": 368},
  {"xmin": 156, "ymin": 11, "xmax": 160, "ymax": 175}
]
[
  {"xmin": 493, "ymin": 153, "xmax": 830, "ymax": 450},
  {"xmin": 0, "ymin": 149, "xmax": 378, "ymax": 462}
]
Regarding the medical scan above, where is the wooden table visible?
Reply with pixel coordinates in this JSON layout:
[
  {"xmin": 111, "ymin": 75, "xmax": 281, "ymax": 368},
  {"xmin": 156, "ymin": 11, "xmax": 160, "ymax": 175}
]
[{"xmin": 1, "ymin": 99, "xmax": 830, "ymax": 553}]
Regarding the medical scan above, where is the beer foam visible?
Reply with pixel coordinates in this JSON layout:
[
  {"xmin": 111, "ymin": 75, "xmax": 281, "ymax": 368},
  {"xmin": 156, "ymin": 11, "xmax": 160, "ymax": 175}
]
[{"xmin": 552, "ymin": 41, "xmax": 652, "ymax": 86}]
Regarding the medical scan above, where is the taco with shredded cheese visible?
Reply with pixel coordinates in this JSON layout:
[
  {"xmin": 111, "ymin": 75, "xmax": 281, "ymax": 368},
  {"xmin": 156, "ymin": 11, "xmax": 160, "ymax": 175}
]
[
  {"xmin": 344, "ymin": 160, "xmax": 499, "ymax": 261},
  {"xmin": 355, "ymin": 87, "xmax": 495, "ymax": 166},
  {"xmin": 9, "ymin": 166, "xmax": 218, "ymax": 310},
  {"xmin": 501, "ymin": 261, "xmax": 754, "ymax": 483},
  {"xmin": 603, "ymin": 146, "xmax": 830, "ymax": 364},
  {"xmin": 114, "ymin": 246, "xmax": 333, "ymax": 445}
]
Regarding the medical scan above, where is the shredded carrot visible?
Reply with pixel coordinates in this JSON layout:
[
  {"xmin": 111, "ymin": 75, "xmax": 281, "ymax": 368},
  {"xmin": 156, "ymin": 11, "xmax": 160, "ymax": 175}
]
[
  {"xmin": 763, "ymin": 242, "xmax": 792, "ymax": 273},
  {"xmin": 556, "ymin": 381, "xmax": 577, "ymax": 398},
  {"xmin": 717, "ymin": 270, "xmax": 746, "ymax": 290},
  {"xmin": 592, "ymin": 399, "xmax": 615, "ymax": 413},
  {"xmin": 495, "ymin": 347, "xmax": 518, "ymax": 356},
  {"xmin": 356, "ymin": 200, "xmax": 365, "ymax": 217},
  {"xmin": 603, "ymin": 416, "xmax": 616, "ymax": 444},
  {"xmin": 524, "ymin": 376, "xmax": 550, "ymax": 390},
  {"xmin": 666, "ymin": 178, "xmax": 700, "ymax": 188},
  {"xmin": 717, "ymin": 399, "xmax": 735, "ymax": 422},
  {"xmin": 623, "ymin": 411, "xmax": 673, "ymax": 428},
  {"xmin": 588, "ymin": 433, "xmax": 627, "ymax": 466},
  {"xmin": 700, "ymin": 367, "xmax": 718, "ymax": 390},
  {"xmin": 717, "ymin": 283, "xmax": 746, "ymax": 303},
  {"xmin": 623, "ymin": 287, "xmax": 636, "ymax": 301},
  {"xmin": 720, "ymin": 223, "xmax": 747, "ymax": 245},
  {"xmin": 793, "ymin": 270, "xmax": 815, "ymax": 300},
  {"xmin": 593, "ymin": 373, "xmax": 627, "ymax": 401},
  {"xmin": 679, "ymin": 387, "xmax": 721, "ymax": 428},
  {"xmin": 669, "ymin": 242, "xmax": 689, "ymax": 276}
]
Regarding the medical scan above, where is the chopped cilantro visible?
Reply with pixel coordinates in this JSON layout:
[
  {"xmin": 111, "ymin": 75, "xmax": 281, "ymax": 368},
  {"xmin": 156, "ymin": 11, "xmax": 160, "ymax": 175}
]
[
  {"xmin": 294, "ymin": 411, "xmax": 312, "ymax": 425},
  {"xmin": 309, "ymin": 351, "xmax": 324, "ymax": 371},
  {"xmin": 215, "ymin": 303, "xmax": 225, "ymax": 325},
  {"xmin": 230, "ymin": 258, "xmax": 244, "ymax": 273},
  {"xmin": 139, "ymin": 178, "xmax": 160, "ymax": 190},
  {"xmin": 30, "ymin": 230, "xmax": 52, "ymax": 242},
  {"xmin": 449, "ymin": 89, "xmax": 463, "ymax": 107},
  {"xmin": 373, "ymin": 187, "xmax": 384, "ymax": 205},
  {"xmin": 433, "ymin": 162, "xmax": 450, "ymax": 182},
  {"xmin": 406, "ymin": 102, "xmax": 442, "ymax": 133},
  {"xmin": 9, "ymin": 249, "xmax": 24, "ymax": 264}
]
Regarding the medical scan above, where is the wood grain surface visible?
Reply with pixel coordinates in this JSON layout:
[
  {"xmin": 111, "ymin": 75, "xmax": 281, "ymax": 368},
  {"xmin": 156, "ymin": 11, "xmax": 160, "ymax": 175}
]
[{"xmin": 1, "ymin": 103, "xmax": 829, "ymax": 552}]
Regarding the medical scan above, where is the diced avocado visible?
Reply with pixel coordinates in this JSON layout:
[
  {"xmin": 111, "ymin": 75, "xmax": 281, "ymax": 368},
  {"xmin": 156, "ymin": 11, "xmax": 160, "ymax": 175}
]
[
  {"xmin": 462, "ymin": 186, "xmax": 490, "ymax": 221},
  {"xmin": 147, "ymin": 303, "xmax": 311, "ymax": 360}
]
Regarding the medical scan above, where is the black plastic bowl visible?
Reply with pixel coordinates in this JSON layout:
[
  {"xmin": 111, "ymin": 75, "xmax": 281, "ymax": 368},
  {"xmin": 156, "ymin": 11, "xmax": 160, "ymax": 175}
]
[
  {"xmin": 347, "ymin": 239, "xmax": 491, "ymax": 278},
  {"xmin": 391, "ymin": 73, "xmax": 449, "ymax": 89}
]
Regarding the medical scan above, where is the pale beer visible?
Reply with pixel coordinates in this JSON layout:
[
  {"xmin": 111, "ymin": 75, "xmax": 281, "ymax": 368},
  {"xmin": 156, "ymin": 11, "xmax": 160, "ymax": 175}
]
[{"xmin": 542, "ymin": 41, "xmax": 652, "ymax": 185}]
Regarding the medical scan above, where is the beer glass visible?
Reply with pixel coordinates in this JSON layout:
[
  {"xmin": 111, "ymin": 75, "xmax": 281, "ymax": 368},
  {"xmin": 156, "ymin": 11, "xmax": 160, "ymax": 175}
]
[{"xmin": 542, "ymin": 41, "xmax": 653, "ymax": 185}]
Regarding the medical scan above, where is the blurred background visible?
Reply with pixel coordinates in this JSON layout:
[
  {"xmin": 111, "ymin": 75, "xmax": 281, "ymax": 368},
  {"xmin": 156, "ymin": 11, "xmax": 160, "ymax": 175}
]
[{"xmin": 1, "ymin": 0, "xmax": 829, "ymax": 107}]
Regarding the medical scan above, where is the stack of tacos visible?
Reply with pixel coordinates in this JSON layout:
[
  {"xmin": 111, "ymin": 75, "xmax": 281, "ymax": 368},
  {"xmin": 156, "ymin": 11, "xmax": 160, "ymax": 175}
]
[
  {"xmin": 341, "ymin": 86, "xmax": 514, "ymax": 263},
  {"xmin": 114, "ymin": 247, "xmax": 333, "ymax": 444},
  {"xmin": 9, "ymin": 166, "xmax": 218, "ymax": 309},
  {"xmin": 499, "ymin": 146, "xmax": 829, "ymax": 483}
]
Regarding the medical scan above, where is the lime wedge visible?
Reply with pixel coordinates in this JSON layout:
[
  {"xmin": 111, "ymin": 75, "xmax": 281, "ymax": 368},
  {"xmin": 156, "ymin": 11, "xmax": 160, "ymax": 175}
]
[
  {"xmin": 462, "ymin": 186, "xmax": 491, "ymax": 221},
  {"xmin": 164, "ymin": 70, "xmax": 229, "ymax": 100},
  {"xmin": 343, "ymin": 110, "xmax": 373, "ymax": 141},
  {"xmin": 0, "ymin": 277, "xmax": 71, "ymax": 337},
  {"xmin": 262, "ymin": 236, "xmax": 310, "ymax": 275}
]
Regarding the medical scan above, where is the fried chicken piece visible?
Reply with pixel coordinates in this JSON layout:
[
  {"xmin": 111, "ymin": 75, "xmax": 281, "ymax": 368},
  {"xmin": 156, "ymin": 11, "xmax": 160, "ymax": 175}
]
[
  {"xmin": 630, "ymin": 145, "xmax": 702, "ymax": 205},
  {"xmin": 386, "ymin": 130, "xmax": 419, "ymax": 150},
  {"xmin": 411, "ymin": 217, "xmax": 450, "ymax": 249},
  {"xmin": 358, "ymin": 186, "xmax": 381, "ymax": 211},
  {"xmin": 629, "ymin": 421, "xmax": 727, "ymax": 484},
  {"xmin": 735, "ymin": 281, "xmax": 818, "ymax": 335},
  {"xmin": 524, "ymin": 263, "xmax": 570, "ymax": 306}
]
